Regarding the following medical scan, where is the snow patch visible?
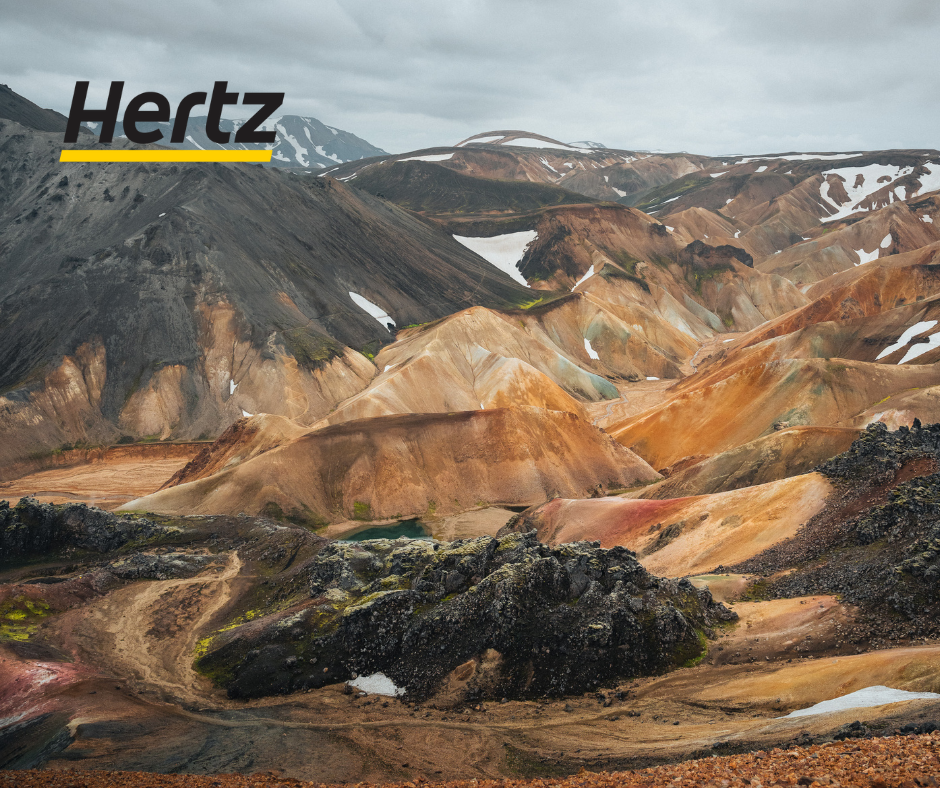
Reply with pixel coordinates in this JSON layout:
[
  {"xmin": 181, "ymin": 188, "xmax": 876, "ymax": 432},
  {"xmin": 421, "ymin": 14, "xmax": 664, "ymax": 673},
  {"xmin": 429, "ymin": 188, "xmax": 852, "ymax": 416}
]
[
  {"xmin": 880, "ymin": 233, "xmax": 893, "ymax": 249},
  {"xmin": 665, "ymin": 226, "xmax": 675, "ymax": 232},
  {"xmin": 276, "ymin": 124, "xmax": 309, "ymax": 166},
  {"xmin": 603, "ymin": 175, "xmax": 609, "ymax": 182},
  {"xmin": 756, "ymin": 165, "xmax": 768, "ymax": 173},
  {"xmin": 899, "ymin": 332, "xmax": 940, "ymax": 364},
  {"xmin": 349, "ymin": 291, "xmax": 396, "ymax": 330},
  {"xmin": 540, "ymin": 157, "xmax": 559, "ymax": 174},
  {"xmin": 736, "ymin": 153, "xmax": 857, "ymax": 163},
  {"xmin": 924, "ymin": 214, "xmax": 934, "ymax": 224},
  {"xmin": 347, "ymin": 672, "xmax": 405, "ymax": 697},
  {"xmin": 854, "ymin": 247, "xmax": 879, "ymax": 266},
  {"xmin": 571, "ymin": 265, "xmax": 595, "ymax": 291},
  {"xmin": 242, "ymin": 410, "xmax": 253, "ymax": 418},
  {"xmin": 584, "ymin": 338, "xmax": 599, "ymax": 360},
  {"xmin": 783, "ymin": 685, "xmax": 940, "ymax": 719},
  {"xmin": 646, "ymin": 376, "xmax": 659, "ymax": 381},
  {"xmin": 457, "ymin": 135, "xmax": 503, "ymax": 146},
  {"xmin": 399, "ymin": 153, "xmax": 454, "ymax": 162},
  {"xmin": 501, "ymin": 137, "xmax": 581, "ymax": 151},
  {"xmin": 612, "ymin": 187, "xmax": 627, "ymax": 197},
  {"xmin": 875, "ymin": 321, "xmax": 938, "ymax": 360},
  {"xmin": 709, "ymin": 172, "xmax": 727, "ymax": 178},
  {"xmin": 186, "ymin": 135, "xmax": 205, "ymax": 150},
  {"xmin": 158, "ymin": 212, "xmax": 166, "ymax": 217},
  {"xmin": 314, "ymin": 145, "xmax": 343, "ymax": 164},
  {"xmin": 229, "ymin": 380, "xmax": 237, "ymax": 395},
  {"xmin": 734, "ymin": 230, "xmax": 741, "ymax": 238},
  {"xmin": 820, "ymin": 164, "xmax": 915, "ymax": 223},
  {"xmin": 452, "ymin": 231, "xmax": 536, "ymax": 287}
]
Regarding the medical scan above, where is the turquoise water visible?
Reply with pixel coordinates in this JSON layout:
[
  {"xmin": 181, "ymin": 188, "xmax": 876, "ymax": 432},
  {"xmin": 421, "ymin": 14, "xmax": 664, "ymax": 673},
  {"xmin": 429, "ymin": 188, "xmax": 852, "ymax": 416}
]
[{"xmin": 339, "ymin": 519, "xmax": 432, "ymax": 542}]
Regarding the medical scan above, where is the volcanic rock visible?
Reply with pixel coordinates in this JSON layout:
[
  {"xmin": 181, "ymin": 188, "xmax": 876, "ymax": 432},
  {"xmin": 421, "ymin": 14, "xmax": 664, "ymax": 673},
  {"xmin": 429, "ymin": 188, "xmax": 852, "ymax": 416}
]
[{"xmin": 196, "ymin": 531, "xmax": 734, "ymax": 701}]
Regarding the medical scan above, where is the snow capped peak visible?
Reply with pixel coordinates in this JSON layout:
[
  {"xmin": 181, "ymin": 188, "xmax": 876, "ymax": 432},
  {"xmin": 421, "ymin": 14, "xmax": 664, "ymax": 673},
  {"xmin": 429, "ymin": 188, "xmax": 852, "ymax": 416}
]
[
  {"xmin": 81, "ymin": 113, "xmax": 387, "ymax": 169},
  {"xmin": 455, "ymin": 131, "xmax": 583, "ymax": 151}
]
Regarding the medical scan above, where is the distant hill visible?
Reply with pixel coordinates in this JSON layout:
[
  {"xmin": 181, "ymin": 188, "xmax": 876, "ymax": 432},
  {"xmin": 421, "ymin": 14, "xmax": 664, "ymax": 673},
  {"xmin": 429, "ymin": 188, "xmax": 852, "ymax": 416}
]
[{"xmin": 81, "ymin": 113, "xmax": 387, "ymax": 168}]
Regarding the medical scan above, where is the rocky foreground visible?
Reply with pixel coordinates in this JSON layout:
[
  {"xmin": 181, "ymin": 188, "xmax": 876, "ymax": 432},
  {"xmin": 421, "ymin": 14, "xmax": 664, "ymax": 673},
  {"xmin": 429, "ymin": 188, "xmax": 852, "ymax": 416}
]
[
  {"xmin": 198, "ymin": 531, "xmax": 734, "ymax": 701},
  {"xmin": 3, "ymin": 733, "xmax": 940, "ymax": 787}
]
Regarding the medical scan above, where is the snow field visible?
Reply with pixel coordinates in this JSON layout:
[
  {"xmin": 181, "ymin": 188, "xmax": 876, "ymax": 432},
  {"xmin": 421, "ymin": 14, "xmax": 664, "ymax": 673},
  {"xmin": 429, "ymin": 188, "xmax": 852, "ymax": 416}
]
[
  {"xmin": 584, "ymin": 338, "xmax": 600, "ymax": 360},
  {"xmin": 452, "ymin": 231, "xmax": 537, "ymax": 287},
  {"xmin": 783, "ymin": 685, "xmax": 940, "ymax": 719},
  {"xmin": 571, "ymin": 265, "xmax": 595, "ymax": 291},
  {"xmin": 347, "ymin": 672, "xmax": 404, "ymax": 697},
  {"xmin": 820, "ymin": 164, "xmax": 915, "ymax": 223},
  {"xmin": 349, "ymin": 291, "xmax": 396, "ymax": 330},
  {"xmin": 875, "ymin": 320, "xmax": 938, "ymax": 360},
  {"xmin": 399, "ymin": 153, "xmax": 454, "ymax": 162}
]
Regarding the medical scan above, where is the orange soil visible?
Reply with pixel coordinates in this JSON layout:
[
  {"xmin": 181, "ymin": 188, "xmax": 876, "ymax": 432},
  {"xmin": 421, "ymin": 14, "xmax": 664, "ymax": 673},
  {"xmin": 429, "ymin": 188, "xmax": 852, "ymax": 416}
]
[{"xmin": 0, "ymin": 455, "xmax": 195, "ymax": 510}]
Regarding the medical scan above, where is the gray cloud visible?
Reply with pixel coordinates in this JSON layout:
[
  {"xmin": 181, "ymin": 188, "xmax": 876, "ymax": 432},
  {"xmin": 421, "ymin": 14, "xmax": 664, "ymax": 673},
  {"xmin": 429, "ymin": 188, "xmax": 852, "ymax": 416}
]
[{"xmin": 1, "ymin": 0, "xmax": 937, "ymax": 154}]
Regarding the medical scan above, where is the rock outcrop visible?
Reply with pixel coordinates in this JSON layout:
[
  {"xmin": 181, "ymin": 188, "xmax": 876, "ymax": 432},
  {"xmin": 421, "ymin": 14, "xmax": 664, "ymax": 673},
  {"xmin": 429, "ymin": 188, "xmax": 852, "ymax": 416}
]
[
  {"xmin": 0, "ymin": 497, "xmax": 168, "ymax": 563},
  {"xmin": 197, "ymin": 531, "xmax": 734, "ymax": 701},
  {"xmin": 733, "ymin": 422, "xmax": 940, "ymax": 641}
]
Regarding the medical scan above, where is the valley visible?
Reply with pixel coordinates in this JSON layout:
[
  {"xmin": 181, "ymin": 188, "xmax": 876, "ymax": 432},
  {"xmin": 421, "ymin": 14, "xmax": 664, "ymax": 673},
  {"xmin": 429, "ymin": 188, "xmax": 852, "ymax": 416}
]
[{"xmin": 2, "ymin": 83, "xmax": 940, "ymax": 786}]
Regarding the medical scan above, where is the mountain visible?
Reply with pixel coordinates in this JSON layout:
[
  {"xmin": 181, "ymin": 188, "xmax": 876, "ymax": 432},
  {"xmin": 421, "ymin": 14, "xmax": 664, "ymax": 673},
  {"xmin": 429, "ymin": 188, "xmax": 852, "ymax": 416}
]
[
  {"xmin": 123, "ymin": 407, "xmax": 660, "ymax": 523},
  {"xmin": 7, "ymin": 88, "xmax": 940, "ymax": 780},
  {"xmin": 81, "ymin": 113, "xmax": 387, "ymax": 169},
  {"xmin": 0, "ymin": 83, "xmax": 90, "ymax": 134},
  {"xmin": 0, "ymin": 118, "xmax": 530, "ymax": 467}
]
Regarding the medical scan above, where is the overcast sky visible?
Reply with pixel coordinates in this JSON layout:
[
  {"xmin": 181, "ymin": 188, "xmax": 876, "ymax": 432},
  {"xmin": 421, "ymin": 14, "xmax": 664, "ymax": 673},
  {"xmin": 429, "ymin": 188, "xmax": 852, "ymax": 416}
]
[{"xmin": 1, "ymin": 0, "xmax": 938, "ymax": 155}]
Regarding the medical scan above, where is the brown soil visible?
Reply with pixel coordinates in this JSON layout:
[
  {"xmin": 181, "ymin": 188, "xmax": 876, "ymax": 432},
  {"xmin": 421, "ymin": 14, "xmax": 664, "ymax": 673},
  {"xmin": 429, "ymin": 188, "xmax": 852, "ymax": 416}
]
[
  {"xmin": 3, "ymin": 734, "xmax": 940, "ymax": 787},
  {"xmin": 6, "ymin": 541, "xmax": 940, "ymax": 782},
  {"xmin": 0, "ymin": 453, "xmax": 197, "ymax": 510}
]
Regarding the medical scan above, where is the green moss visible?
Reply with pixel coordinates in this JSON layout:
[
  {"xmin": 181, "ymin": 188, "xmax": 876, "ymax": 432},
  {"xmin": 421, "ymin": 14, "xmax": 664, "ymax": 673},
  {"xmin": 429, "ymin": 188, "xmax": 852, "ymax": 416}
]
[
  {"xmin": 261, "ymin": 501, "xmax": 329, "ymax": 530},
  {"xmin": 0, "ymin": 596, "xmax": 52, "ymax": 642},
  {"xmin": 281, "ymin": 326, "xmax": 344, "ymax": 371},
  {"xmin": 518, "ymin": 296, "xmax": 545, "ymax": 309},
  {"xmin": 679, "ymin": 629, "xmax": 708, "ymax": 668},
  {"xmin": 634, "ymin": 175, "xmax": 711, "ymax": 211},
  {"xmin": 353, "ymin": 501, "xmax": 372, "ymax": 521},
  {"xmin": 737, "ymin": 578, "xmax": 772, "ymax": 602}
]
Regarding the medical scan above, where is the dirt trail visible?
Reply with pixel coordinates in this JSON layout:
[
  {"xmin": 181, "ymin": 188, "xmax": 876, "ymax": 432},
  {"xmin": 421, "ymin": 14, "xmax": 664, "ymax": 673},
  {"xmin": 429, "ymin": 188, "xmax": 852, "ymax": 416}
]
[{"xmin": 79, "ymin": 552, "xmax": 242, "ymax": 705}]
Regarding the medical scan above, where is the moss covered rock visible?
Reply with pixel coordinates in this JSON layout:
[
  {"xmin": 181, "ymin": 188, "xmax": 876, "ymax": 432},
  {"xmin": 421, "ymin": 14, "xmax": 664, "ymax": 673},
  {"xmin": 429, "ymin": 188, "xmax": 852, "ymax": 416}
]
[{"xmin": 197, "ymin": 531, "xmax": 734, "ymax": 701}]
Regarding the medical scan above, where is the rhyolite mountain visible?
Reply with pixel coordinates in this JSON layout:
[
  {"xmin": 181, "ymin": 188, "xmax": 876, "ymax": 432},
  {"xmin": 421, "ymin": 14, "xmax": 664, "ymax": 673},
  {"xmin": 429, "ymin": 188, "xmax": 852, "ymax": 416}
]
[{"xmin": 0, "ymin": 117, "xmax": 532, "ymax": 468}]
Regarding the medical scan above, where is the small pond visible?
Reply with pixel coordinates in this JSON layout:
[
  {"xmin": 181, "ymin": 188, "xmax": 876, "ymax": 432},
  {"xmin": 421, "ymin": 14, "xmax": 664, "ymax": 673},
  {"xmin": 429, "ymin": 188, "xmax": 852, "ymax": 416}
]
[{"xmin": 338, "ymin": 518, "xmax": 432, "ymax": 542}]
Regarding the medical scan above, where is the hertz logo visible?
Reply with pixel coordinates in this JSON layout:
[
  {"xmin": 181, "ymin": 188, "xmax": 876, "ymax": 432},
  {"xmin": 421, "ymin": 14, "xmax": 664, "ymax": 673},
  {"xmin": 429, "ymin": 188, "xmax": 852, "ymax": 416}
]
[{"xmin": 61, "ymin": 81, "xmax": 283, "ymax": 163}]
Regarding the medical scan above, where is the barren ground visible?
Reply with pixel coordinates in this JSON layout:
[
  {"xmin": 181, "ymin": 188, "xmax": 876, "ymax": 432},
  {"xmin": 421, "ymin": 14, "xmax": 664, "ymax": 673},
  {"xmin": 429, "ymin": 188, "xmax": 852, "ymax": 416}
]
[{"xmin": 0, "ymin": 455, "xmax": 195, "ymax": 510}]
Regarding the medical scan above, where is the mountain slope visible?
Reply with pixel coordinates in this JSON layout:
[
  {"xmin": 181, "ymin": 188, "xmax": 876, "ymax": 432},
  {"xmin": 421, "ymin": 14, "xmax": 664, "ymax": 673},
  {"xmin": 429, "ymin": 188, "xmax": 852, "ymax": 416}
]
[
  {"xmin": 0, "ymin": 83, "xmax": 88, "ymax": 134},
  {"xmin": 0, "ymin": 120, "xmax": 531, "ymax": 468},
  {"xmin": 123, "ymin": 407, "xmax": 661, "ymax": 523}
]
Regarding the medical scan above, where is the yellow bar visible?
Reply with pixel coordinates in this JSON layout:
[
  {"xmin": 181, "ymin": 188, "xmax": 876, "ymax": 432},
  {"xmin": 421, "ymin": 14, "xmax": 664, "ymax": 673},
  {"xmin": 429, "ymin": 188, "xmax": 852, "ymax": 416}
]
[{"xmin": 59, "ymin": 149, "xmax": 273, "ymax": 163}]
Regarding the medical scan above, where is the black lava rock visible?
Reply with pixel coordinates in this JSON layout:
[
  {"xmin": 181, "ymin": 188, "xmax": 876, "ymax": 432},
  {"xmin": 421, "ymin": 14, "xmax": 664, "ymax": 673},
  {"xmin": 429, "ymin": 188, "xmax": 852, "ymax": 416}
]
[{"xmin": 197, "ymin": 531, "xmax": 735, "ymax": 702}]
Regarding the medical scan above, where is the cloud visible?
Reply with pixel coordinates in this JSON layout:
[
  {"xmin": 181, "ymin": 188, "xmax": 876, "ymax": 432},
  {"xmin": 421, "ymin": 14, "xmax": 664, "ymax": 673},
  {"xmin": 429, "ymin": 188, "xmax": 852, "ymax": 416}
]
[{"xmin": 1, "ymin": 0, "xmax": 937, "ymax": 154}]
